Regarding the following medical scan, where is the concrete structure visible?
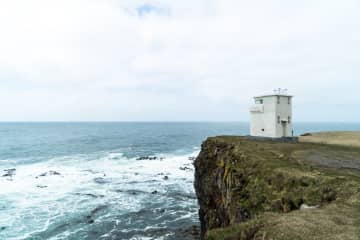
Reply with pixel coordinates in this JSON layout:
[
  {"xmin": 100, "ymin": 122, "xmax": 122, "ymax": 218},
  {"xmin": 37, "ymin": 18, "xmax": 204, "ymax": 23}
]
[{"xmin": 250, "ymin": 94, "xmax": 293, "ymax": 138}]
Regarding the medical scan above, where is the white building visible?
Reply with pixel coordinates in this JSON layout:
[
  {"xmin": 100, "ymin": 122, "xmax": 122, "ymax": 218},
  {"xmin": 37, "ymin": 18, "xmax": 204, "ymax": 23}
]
[{"xmin": 250, "ymin": 93, "xmax": 293, "ymax": 138}]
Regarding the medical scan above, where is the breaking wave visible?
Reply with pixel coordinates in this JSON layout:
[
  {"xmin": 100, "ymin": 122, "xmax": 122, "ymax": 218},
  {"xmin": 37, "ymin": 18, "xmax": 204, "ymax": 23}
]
[{"xmin": 0, "ymin": 150, "xmax": 200, "ymax": 240}]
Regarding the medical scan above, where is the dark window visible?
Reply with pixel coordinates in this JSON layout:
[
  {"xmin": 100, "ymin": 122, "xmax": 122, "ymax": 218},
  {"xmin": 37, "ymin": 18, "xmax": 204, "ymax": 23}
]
[
  {"xmin": 277, "ymin": 96, "xmax": 280, "ymax": 104},
  {"xmin": 288, "ymin": 116, "xmax": 291, "ymax": 123},
  {"xmin": 277, "ymin": 115, "xmax": 281, "ymax": 124}
]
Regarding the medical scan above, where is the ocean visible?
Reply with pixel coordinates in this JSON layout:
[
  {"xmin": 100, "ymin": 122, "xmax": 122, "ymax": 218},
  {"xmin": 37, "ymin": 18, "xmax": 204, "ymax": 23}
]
[{"xmin": 1, "ymin": 122, "xmax": 360, "ymax": 240}]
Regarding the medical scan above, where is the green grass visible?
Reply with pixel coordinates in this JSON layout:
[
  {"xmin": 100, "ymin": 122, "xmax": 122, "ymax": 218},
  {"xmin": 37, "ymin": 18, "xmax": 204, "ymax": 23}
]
[{"xmin": 199, "ymin": 136, "xmax": 360, "ymax": 240}]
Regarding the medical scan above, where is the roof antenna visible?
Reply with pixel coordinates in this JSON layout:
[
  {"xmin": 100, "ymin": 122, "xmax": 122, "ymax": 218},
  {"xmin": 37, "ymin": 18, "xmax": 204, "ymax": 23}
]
[
  {"xmin": 273, "ymin": 88, "xmax": 288, "ymax": 95},
  {"xmin": 273, "ymin": 88, "xmax": 281, "ymax": 94}
]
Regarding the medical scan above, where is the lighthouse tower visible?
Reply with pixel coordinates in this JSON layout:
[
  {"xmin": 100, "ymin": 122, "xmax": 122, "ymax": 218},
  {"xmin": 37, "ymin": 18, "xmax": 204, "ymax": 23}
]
[{"xmin": 250, "ymin": 89, "xmax": 293, "ymax": 138}]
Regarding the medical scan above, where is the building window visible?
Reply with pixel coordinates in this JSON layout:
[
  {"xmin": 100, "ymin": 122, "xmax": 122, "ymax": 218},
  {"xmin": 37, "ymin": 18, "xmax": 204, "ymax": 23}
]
[
  {"xmin": 255, "ymin": 99, "xmax": 263, "ymax": 104},
  {"xmin": 277, "ymin": 115, "xmax": 280, "ymax": 124},
  {"xmin": 288, "ymin": 97, "xmax": 291, "ymax": 104},
  {"xmin": 288, "ymin": 116, "xmax": 291, "ymax": 123},
  {"xmin": 277, "ymin": 96, "xmax": 280, "ymax": 104}
]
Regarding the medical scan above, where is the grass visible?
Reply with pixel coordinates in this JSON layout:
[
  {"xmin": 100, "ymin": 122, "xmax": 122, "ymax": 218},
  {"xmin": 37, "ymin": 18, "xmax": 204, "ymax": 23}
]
[
  {"xmin": 299, "ymin": 131, "xmax": 360, "ymax": 148},
  {"xmin": 198, "ymin": 135, "xmax": 360, "ymax": 240}
]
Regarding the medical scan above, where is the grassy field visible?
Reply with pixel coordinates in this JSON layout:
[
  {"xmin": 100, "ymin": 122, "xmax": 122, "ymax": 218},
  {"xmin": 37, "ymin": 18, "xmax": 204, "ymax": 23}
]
[
  {"xmin": 299, "ymin": 131, "xmax": 360, "ymax": 148},
  {"xmin": 196, "ymin": 134, "xmax": 360, "ymax": 240}
]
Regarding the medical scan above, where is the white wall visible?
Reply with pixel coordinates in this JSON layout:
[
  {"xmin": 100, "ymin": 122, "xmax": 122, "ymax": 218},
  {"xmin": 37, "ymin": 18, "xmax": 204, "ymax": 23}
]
[
  {"xmin": 275, "ymin": 96, "xmax": 293, "ymax": 137},
  {"xmin": 250, "ymin": 95, "xmax": 293, "ymax": 138},
  {"xmin": 250, "ymin": 96, "xmax": 276, "ymax": 137}
]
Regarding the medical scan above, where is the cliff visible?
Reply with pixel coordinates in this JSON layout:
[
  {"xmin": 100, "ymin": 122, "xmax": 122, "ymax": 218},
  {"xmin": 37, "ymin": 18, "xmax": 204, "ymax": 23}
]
[{"xmin": 194, "ymin": 136, "xmax": 360, "ymax": 240}]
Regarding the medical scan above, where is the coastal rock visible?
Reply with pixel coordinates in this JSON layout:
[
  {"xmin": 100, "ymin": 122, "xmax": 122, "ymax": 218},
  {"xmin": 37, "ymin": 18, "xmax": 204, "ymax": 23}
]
[
  {"xmin": 194, "ymin": 136, "xmax": 360, "ymax": 240},
  {"xmin": 179, "ymin": 166, "xmax": 192, "ymax": 171},
  {"xmin": 157, "ymin": 172, "xmax": 170, "ymax": 176},
  {"xmin": 49, "ymin": 170, "xmax": 61, "ymax": 175},
  {"xmin": 36, "ymin": 170, "xmax": 61, "ymax": 178},
  {"xmin": 163, "ymin": 176, "xmax": 169, "ymax": 180},
  {"xmin": 136, "ymin": 156, "xmax": 164, "ymax": 161},
  {"xmin": 178, "ymin": 225, "xmax": 201, "ymax": 239},
  {"xmin": 2, "ymin": 168, "xmax": 16, "ymax": 178}
]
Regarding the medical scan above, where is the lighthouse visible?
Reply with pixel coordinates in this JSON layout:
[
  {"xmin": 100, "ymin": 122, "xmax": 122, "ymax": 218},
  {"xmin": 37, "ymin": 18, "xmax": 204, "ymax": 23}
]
[{"xmin": 250, "ymin": 89, "xmax": 293, "ymax": 138}]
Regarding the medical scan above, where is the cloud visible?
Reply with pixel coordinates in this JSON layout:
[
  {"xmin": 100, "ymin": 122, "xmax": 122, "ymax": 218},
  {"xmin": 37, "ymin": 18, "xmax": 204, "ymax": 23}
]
[
  {"xmin": 0, "ymin": 0, "xmax": 359, "ymax": 121},
  {"xmin": 136, "ymin": 4, "xmax": 170, "ymax": 17}
]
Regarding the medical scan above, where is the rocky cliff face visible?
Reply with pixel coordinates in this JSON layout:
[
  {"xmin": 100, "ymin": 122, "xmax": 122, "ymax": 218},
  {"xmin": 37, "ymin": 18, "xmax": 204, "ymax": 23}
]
[{"xmin": 194, "ymin": 136, "xmax": 360, "ymax": 240}]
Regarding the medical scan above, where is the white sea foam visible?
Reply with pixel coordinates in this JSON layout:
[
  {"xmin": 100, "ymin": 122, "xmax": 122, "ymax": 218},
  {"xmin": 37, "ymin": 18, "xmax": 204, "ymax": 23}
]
[{"xmin": 0, "ymin": 150, "xmax": 199, "ymax": 239}]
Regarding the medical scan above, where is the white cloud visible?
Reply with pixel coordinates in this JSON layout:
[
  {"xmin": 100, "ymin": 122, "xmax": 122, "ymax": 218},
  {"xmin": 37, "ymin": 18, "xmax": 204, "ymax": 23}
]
[{"xmin": 0, "ymin": 0, "xmax": 359, "ymax": 121}]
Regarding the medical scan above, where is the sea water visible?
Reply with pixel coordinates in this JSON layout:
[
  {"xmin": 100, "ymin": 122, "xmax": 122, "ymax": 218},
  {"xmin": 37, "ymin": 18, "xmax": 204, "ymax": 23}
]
[{"xmin": 1, "ymin": 122, "xmax": 360, "ymax": 240}]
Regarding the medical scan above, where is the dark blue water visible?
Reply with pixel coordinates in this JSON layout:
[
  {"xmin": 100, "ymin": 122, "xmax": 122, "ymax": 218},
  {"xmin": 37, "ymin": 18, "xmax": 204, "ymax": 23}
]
[
  {"xmin": 0, "ymin": 122, "xmax": 247, "ymax": 164},
  {"xmin": 0, "ymin": 122, "xmax": 359, "ymax": 240}
]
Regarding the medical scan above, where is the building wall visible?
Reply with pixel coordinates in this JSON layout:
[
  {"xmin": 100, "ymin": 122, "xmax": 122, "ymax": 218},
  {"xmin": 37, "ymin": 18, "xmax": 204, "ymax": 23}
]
[
  {"xmin": 250, "ymin": 97, "xmax": 277, "ymax": 137},
  {"xmin": 275, "ymin": 96, "xmax": 293, "ymax": 137},
  {"xmin": 250, "ymin": 95, "xmax": 293, "ymax": 138}
]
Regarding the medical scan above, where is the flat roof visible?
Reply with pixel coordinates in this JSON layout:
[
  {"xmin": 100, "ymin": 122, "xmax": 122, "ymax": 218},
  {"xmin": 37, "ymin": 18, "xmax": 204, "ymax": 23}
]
[{"xmin": 254, "ymin": 94, "xmax": 293, "ymax": 98}]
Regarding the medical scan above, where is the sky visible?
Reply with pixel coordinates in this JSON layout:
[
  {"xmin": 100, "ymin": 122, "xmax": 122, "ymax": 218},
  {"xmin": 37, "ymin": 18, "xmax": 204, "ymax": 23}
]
[{"xmin": 0, "ymin": 0, "xmax": 359, "ymax": 122}]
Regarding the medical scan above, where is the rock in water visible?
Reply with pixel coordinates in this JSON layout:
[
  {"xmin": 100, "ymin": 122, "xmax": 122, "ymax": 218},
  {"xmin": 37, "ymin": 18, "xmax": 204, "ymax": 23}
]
[
  {"xmin": 49, "ymin": 170, "xmax": 61, "ymax": 175},
  {"xmin": 136, "ymin": 156, "xmax": 159, "ymax": 161},
  {"xmin": 36, "ymin": 170, "xmax": 61, "ymax": 178},
  {"xmin": 179, "ymin": 166, "xmax": 192, "ymax": 171},
  {"xmin": 2, "ymin": 168, "xmax": 16, "ymax": 178}
]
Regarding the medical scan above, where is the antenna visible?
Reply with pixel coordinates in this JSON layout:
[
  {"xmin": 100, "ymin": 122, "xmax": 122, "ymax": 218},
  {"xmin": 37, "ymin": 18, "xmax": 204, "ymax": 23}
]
[{"xmin": 273, "ymin": 88, "xmax": 288, "ymax": 95}]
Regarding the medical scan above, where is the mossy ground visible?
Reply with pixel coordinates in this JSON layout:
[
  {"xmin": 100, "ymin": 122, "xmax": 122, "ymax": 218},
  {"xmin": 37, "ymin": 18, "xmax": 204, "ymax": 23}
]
[{"xmin": 197, "ymin": 136, "xmax": 360, "ymax": 240}]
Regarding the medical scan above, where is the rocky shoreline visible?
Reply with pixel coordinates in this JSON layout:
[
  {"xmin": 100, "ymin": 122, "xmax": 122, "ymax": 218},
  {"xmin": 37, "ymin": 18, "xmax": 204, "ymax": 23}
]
[{"xmin": 194, "ymin": 135, "xmax": 360, "ymax": 239}]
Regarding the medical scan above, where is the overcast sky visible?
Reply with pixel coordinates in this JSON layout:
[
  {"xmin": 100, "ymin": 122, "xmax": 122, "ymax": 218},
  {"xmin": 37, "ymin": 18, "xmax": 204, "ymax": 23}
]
[{"xmin": 0, "ymin": 0, "xmax": 359, "ymax": 122}]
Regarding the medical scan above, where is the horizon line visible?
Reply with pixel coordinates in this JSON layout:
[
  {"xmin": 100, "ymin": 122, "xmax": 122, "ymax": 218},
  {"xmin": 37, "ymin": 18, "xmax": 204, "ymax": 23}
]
[{"xmin": 0, "ymin": 121, "xmax": 360, "ymax": 124}]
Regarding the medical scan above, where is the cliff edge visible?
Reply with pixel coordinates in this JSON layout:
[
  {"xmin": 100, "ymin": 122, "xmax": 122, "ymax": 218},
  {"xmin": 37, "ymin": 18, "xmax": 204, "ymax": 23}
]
[{"xmin": 194, "ymin": 135, "xmax": 360, "ymax": 240}]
